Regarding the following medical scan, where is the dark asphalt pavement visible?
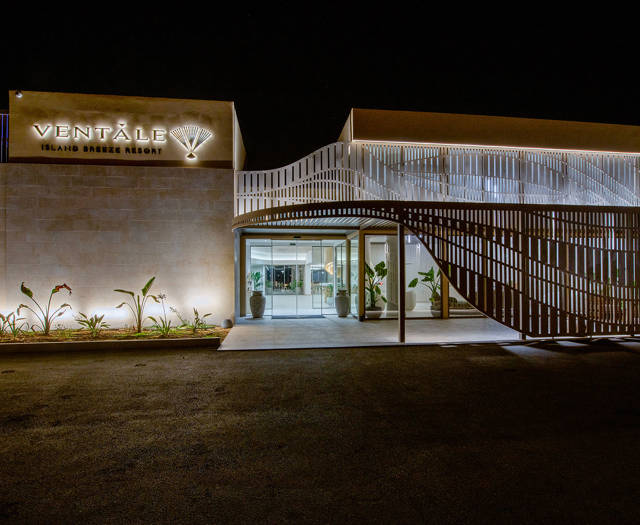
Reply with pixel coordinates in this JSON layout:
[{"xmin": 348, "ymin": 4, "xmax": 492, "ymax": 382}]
[{"xmin": 1, "ymin": 339, "xmax": 640, "ymax": 523}]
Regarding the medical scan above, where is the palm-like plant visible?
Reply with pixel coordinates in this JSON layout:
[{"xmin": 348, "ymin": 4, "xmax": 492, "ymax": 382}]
[
  {"xmin": 18, "ymin": 282, "xmax": 72, "ymax": 335},
  {"xmin": 364, "ymin": 261, "xmax": 388, "ymax": 308},
  {"xmin": 408, "ymin": 266, "xmax": 441, "ymax": 303},
  {"xmin": 115, "ymin": 276, "xmax": 158, "ymax": 333}
]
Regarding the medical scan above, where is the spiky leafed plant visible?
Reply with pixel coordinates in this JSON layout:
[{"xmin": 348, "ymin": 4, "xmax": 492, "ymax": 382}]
[
  {"xmin": 114, "ymin": 276, "xmax": 158, "ymax": 333},
  {"xmin": 18, "ymin": 282, "xmax": 72, "ymax": 335},
  {"xmin": 171, "ymin": 307, "xmax": 212, "ymax": 334},
  {"xmin": 76, "ymin": 312, "xmax": 109, "ymax": 338}
]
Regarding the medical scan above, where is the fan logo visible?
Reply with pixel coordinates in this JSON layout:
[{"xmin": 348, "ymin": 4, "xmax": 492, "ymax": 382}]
[{"xmin": 170, "ymin": 125, "xmax": 214, "ymax": 160}]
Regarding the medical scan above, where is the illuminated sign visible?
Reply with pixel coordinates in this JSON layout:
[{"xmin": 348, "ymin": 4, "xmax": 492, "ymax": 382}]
[
  {"xmin": 9, "ymin": 91, "xmax": 233, "ymax": 167},
  {"xmin": 170, "ymin": 125, "xmax": 213, "ymax": 160}
]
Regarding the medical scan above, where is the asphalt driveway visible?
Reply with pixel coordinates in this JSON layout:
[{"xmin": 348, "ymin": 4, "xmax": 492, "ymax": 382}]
[{"xmin": 2, "ymin": 339, "xmax": 640, "ymax": 523}]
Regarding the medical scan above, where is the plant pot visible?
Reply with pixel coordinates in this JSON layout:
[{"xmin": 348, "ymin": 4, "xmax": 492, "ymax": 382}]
[
  {"xmin": 366, "ymin": 305, "xmax": 383, "ymax": 319},
  {"xmin": 405, "ymin": 290, "xmax": 416, "ymax": 311},
  {"xmin": 335, "ymin": 290, "xmax": 350, "ymax": 317},
  {"xmin": 430, "ymin": 299, "xmax": 441, "ymax": 317},
  {"xmin": 249, "ymin": 291, "xmax": 266, "ymax": 318}
]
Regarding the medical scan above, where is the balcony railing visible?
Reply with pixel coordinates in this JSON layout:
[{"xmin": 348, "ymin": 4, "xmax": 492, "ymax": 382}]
[{"xmin": 235, "ymin": 141, "xmax": 640, "ymax": 216}]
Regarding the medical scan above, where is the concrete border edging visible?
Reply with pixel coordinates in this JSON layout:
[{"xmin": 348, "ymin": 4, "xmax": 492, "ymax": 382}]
[{"xmin": 0, "ymin": 337, "xmax": 220, "ymax": 355}]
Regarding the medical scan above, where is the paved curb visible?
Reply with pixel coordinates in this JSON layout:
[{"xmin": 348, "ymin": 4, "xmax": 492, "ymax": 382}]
[
  {"xmin": 218, "ymin": 335, "xmax": 640, "ymax": 352},
  {"xmin": 0, "ymin": 337, "xmax": 220, "ymax": 355}
]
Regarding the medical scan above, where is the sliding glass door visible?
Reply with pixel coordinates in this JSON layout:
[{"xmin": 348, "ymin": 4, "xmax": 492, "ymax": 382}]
[{"xmin": 245, "ymin": 238, "xmax": 349, "ymax": 318}]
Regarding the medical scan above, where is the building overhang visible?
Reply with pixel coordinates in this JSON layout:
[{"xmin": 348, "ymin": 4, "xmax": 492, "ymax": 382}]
[{"xmin": 340, "ymin": 108, "xmax": 640, "ymax": 154}]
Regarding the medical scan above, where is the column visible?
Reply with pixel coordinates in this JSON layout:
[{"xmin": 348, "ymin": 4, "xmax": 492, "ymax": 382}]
[{"xmin": 398, "ymin": 224, "xmax": 406, "ymax": 343}]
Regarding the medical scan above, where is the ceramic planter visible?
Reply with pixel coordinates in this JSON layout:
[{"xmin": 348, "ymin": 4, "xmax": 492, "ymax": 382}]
[
  {"xmin": 335, "ymin": 289, "xmax": 350, "ymax": 317},
  {"xmin": 366, "ymin": 305, "xmax": 383, "ymax": 319},
  {"xmin": 249, "ymin": 290, "xmax": 266, "ymax": 318},
  {"xmin": 405, "ymin": 289, "xmax": 416, "ymax": 311}
]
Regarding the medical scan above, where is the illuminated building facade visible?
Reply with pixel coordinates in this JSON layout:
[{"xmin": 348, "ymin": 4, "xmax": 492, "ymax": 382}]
[{"xmin": 2, "ymin": 93, "xmax": 639, "ymax": 339}]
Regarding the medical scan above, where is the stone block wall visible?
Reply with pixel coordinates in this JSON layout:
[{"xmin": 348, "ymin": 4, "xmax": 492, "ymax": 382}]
[{"xmin": 0, "ymin": 163, "xmax": 235, "ymax": 328}]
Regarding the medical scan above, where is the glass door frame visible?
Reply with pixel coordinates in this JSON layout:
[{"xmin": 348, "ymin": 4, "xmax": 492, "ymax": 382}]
[{"xmin": 239, "ymin": 233, "xmax": 355, "ymax": 318}]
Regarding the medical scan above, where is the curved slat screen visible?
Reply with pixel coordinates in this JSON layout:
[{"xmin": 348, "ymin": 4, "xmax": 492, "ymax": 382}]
[{"xmin": 234, "ymin": 201, "xmax": 640, "ymax": 338}]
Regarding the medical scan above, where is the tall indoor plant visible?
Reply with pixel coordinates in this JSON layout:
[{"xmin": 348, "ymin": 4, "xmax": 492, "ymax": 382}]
[
  {"xmin": 408, "ymin": 266, "xmax": 441, "ymax": 313},
  {"xmin": 364, "ymin": 261, "xmax": 387, "ymax": 319}
]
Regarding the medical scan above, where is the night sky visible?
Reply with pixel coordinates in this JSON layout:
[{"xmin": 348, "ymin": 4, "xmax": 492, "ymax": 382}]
[{"xmin": 2, "ymin": 8, "xmax": 637, "ymax": 170}]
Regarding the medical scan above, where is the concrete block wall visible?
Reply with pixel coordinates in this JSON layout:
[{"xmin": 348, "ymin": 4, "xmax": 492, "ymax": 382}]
[{"xmin": 0, "ymin": 163, "xmax": 235, "ymax": 329}]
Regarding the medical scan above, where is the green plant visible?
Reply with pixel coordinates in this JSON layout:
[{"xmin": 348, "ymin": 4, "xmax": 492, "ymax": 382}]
[
  {"xmin": 148, "ymin": 293, "xmax": 172, "ymax": 337},
  {"xmin": 171, "ymin": 306, "xmax": 212, "ymax": 334},
  {"xmin": 17, "ymin": 282, "xmax": 72, "ymax": 336},
  {"xmin": 289, "ymin": 280, "xmax": 304, "ymax": 293},
  {"xmin": 115, "ymin": 276, "xmax": 158, "ymax": 333},
  {"xmin": 0, "ymin": 311, "xmax": 27, "ymax": 339},
  {"xmin": 76, "ymin": 312, "xmax": 109, "ymax": 338},
  {"xmin": 364, "ymin": 261, "xmax": 388, "ymax": 308},
  {"xmin": 248, "ymin": 271, "xmax": 263, "ymax": 292},
  {"xmin": 323, "ymin": 283, "xmax": 334, "ymax": 300},
  {"xmin": 409, "ymin": 267, "xmax": 441, "ymax": 303},
  {"xmin": 0, "ymin": 313, "xmax": 10, "ymax": 336}
]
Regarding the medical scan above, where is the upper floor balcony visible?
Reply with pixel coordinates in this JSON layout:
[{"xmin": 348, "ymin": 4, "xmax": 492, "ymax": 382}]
[{"xmin": 234, "ymin": 140, "xmax": 640, "ymax": 217}]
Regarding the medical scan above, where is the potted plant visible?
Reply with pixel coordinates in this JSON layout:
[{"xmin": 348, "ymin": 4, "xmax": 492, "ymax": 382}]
[
  {"xmin": 414, "ymin": 266, "xmax": 441, "ymax": 314},
  {"xmin": 323, "ymin": 283, "xmax": 334, "ymax": 306},
  {"xmin": 335, "ymin": 288, "xmax": 350, "ymax": 317},
  {"xmin": 406, "ymin": 278, "xmax": 418, "ymax": 312},
  {"xmin": 364, "ymin": 261, "xmax": 387, "ymax": 319},
  {"xmin": 248, "ymin": 271, "xmax": 266, "ymax": 318}
]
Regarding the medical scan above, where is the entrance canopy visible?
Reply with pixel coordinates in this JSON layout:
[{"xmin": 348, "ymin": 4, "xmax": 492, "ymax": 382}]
[{"xmin": 235, "ymin": 200, "xmax": 640, "ymax": 338}]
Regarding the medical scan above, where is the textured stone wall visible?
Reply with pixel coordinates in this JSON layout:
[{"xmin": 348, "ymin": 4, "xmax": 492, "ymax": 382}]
[{"xmin": 0, "ymin": 163, "xmax": 235, "ymax": 328}]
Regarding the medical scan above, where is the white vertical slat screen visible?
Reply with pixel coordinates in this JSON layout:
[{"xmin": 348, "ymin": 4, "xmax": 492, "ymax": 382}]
[{"xmin": 234, "ymin": 141, "xmax": 640, "ymax": 216}]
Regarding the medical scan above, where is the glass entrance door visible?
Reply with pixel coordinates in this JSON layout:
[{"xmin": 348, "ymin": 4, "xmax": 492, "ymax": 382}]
[
  {"xmin": 271, "ymin": 241, "xmax": 299, "ymax": 317},
  {"xmin": 246, "ymin": 238, "xmax": 350, "ymax": 318}
]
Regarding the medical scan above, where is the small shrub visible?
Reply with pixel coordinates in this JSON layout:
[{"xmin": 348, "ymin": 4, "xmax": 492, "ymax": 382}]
[
  {"xmin": 18, "ymin": 282, "xmax": 72, "ymax": 336},
  {"xmin": 76, "ymin": 312, "xmax": 109, "ymax": 338},
  {"xmin": 171, "ymin": 307, "xmax": 212, "ymax": 334},
  {"xmin": 148, "ymin": 293, "xmax": 172, "ymax": 337},
  {"xmin": 0, "ymin": 311, "xmax": 27, "ymax": 339}
]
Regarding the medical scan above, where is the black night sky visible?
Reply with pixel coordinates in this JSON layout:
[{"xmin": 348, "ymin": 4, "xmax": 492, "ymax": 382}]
[{"xmin": 2, "ymin": 8, "xmax": 637, "ymax": 170}]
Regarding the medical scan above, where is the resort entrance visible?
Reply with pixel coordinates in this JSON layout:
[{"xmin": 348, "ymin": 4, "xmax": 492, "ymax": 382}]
[
  {"xmin": 240, "ymin": 230, "xmax": 479, "ymax": 322},
  {"xmin": 244, "ymin": 236, "xmax": 353, "ymax": 318}
]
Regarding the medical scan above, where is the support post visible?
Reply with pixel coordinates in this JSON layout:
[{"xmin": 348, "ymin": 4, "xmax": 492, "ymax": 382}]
[
  {"xmin": 439, "ymin": 235, "xmax": 449, "ymax": 319},
  {"xmin": 358, "ymin": 229, "xmax": 365, "ymax": 321},
  {"xmin": 441, "ymin": 273, "xmax": 449, "ymax": 319},
  {"xmin": 345, "ymin": 238, "xmax": 351, "ymax": 314},
  {"xmin": 398, "ymin": 223, "xmax": 406, "ymax": 343}
]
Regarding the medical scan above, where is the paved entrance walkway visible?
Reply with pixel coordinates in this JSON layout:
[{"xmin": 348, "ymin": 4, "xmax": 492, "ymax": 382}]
[{"xmin": 221, "ymin": 316, "xmax": 519, "ymax": 350}]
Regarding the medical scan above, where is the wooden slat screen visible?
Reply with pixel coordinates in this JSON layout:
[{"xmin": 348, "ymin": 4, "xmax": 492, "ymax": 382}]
[{"xmin": 234, "ymin": 201, "xmax": 640, "ymax": 338}]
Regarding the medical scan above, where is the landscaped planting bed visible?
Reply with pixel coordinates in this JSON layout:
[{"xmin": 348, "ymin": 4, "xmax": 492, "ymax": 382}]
[
  {"xmin": 1, "ymin": 277, "xmax": 230, "ymax": 348},
  {"xmin": 0, "ymin": 327, "xmax": 230, "ymax": 345}
]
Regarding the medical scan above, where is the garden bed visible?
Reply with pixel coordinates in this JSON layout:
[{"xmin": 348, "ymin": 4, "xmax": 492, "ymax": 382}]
[{"xmin": 0, "ymin": 327, "xmax": 230, "ymax": 354}]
